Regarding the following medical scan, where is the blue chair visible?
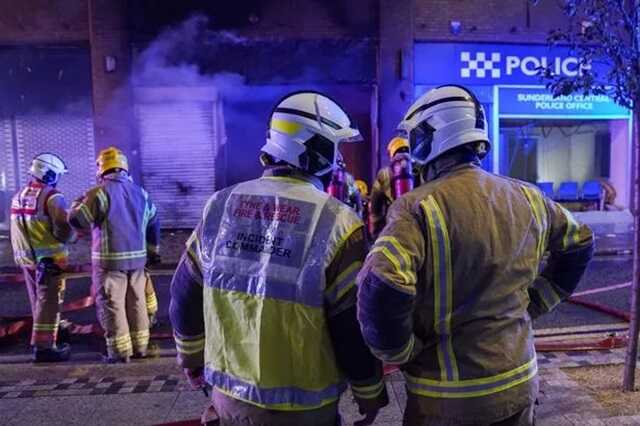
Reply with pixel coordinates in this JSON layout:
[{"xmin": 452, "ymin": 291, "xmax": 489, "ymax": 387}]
[
  {"xmin": 536, "ymin": 182, "xmax": 555, "ymax": 198},
  {"xmin": 582, "ymin": 180, "xmax": 602, "ymax": 200},
  {"xmin": 557, "ymin": 181, "xmax": 579, "ymax": 200}
]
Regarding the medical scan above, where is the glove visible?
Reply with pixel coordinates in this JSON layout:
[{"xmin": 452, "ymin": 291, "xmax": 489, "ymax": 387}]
[
  {"xmin": 147, "ymin": 252, "xmax": 162, "ymax": 267},
  {"xmin": 184, "ymin": 367, "xmax": 206, "ymax": 391}
]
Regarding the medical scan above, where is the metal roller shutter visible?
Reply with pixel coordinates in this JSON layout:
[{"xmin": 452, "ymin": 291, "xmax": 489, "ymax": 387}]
[
  {"xmin": 14, "ymin": 114, "xmax": 96, "ymax": 203},
  {"xmin": 0, "ymin": 117, "xmax": 15, "ymax": 229},
  {"xmin": 136, "ymin": 100, "xmax": 220, "ymax": 228}
]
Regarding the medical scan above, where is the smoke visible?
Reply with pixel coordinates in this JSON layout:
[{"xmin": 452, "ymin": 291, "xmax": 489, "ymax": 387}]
[
  {"xmin": 132, "ymin": 15, "xmax": 257, "ymax": 99},
  {"xmin": 129, "ymin": 14, "xmax": 329, "ymax": 189}
]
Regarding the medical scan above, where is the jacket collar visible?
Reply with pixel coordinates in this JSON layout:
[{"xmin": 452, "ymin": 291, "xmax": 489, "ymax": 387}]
[
  {"xmin": 102, "ymin": 170, "xmax": 132, "ymax": 183},
  {"xmin": 424, "ymin": 150, "xmax": 482, "ymax": 182},
  {"xmin": 262, "ymin": 167, "xmax": 324, "ymax": 191}
]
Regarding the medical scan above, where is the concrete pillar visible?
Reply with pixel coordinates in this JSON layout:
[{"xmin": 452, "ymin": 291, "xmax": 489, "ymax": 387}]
[
  {"xmin": 377, "ymin": 0, "xmax": 414, "ymax": 175},
  {"xmin": 88, "ymin": 0, "xmax": 140, "ymax": 181}
]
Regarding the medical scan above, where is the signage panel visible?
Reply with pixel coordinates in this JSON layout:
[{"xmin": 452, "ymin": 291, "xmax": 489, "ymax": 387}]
[
  {"xmin": 498, "ymin": 87, "xmax": 629, "ymax": 118},
  {"xmin": 415, "ymin": 42, "xmax": 608, "ymax": 86}
]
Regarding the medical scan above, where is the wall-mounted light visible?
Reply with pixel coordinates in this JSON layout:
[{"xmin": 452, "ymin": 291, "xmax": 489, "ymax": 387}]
[
  {"xmin": 104, "ymin": 56, "xmax": 117, "ymax": 73},
  {"xmin": 449, "ymin": 20, "xmax": 462, "ymax": 35},
  {"xmin": 581, "ymin": 20, "xmax": 593, "ymax": 34}
]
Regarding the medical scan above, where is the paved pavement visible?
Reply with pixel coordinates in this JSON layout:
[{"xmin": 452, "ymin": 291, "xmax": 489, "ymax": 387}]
[
  {"xmin": 0, "ymin": 230, "xmax": 638, "ymax": 424},
  {"xmin": 0, "ymin": 352, "xmax": 639, "ymax": 425}
]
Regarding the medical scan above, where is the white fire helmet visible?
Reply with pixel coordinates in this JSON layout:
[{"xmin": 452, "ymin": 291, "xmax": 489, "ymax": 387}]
[
  {"xmin": 261, "ymin": 91, "xmax": 363, "ymax": 177},
  {"xmin": 29, "ymin": 153, "xmax": 68, "ymax": 185},
  {"xmin": 397, "ymin": 85, "xmax": 490, "ymax": 165}
]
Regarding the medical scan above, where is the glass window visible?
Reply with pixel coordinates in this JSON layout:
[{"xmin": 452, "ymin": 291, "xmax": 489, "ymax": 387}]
[{"xmin": 499, "ymin": 119, "xmax": 630, "ymax": 209}]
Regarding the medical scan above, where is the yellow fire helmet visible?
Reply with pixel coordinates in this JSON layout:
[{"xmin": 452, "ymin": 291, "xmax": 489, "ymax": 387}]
[
  {"xmin": 97, "ymin": 146, "xmax": 129, "ymax": 176},
  {"xmin": 355, "ymin": 179, "xmax": 369, "ymax": 197},
  {"xmin": 387, "ymin": 136, "xmax": 410, "ymax": 158}
]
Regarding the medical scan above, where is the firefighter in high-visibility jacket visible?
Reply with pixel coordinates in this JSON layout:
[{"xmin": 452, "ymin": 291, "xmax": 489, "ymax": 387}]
[
  {"xmin": 170, "ymin": 92, "xmax": 388, "ymax": 425},
  {"xmin": 369, "ymin": 136, "xmax": 414, "ymax": 241},
  {"xmin": 10, "ymin": 153, "xmax": 75, "ymax": 362},
  {"xmin": 357, "ymin": 85, "xmax": 595, "ymax": 425},
  {"xmin": 68, "ymin": 147, "xmax": 160, "ymax": 363}
]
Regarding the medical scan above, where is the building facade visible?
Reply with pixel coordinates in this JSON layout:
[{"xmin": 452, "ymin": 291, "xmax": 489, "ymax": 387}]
[{"xmin": 0, "ymin": 0, "xmax": 627, "ymax": 229}]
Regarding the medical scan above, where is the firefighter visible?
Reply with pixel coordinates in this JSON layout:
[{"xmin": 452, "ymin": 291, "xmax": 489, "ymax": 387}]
[
  {"xmin": 10, "ymin": 153, "xmax": 75, "ymax": 362},
  {"xmin": 170, "ymin": 91, "xmax": 388, "ymax": 425},
  {"xmin": 357, "ymin": 85, "xmax": 594, "ymax": 425},
  {"xmin": 368, "ymin": 136, "xmax": 414, "ymax": 241},
  {"xmin": 68, "ymin": 147, "xmax": 160, "ymax": 363},
  {"xmin": 327, "ymin": 156, "xmax": 364, "ymax": 217}
]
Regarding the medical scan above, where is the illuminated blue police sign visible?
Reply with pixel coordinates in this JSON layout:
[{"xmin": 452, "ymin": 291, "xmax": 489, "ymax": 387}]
[
  {"xmin": 414, "ymin": 42, "xmax": 598, "ymax": 85},
  {"xmin": 498, "ymin": 87, "xmax": 629, "ymax": 118}
]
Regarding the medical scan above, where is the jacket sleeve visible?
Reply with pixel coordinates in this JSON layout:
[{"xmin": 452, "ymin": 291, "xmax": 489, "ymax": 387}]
[
  {"xmin": 145, "ymin": 195, "xmax": 161, "ymax": 255},
  {"xmin": 46, "ymin": 192, "xmax": 75, "ymax": 243},
  {"xmin": 67, "ymin": 187, "xmax": 107, "ymax": 231},
  {"xmin": 357, "ymin": 196, "xmax": 425, "ymax": 365},
  {"xmin": 528, "ymin": 195, "xmax": 595, "ymax": 319},
  {"xmin": 325, "ymin": 225, "xmax": 388, "ymax": 411},
  {"xmin": 169, "ymin": 225, "xmax": 205, "ymax": 369}
]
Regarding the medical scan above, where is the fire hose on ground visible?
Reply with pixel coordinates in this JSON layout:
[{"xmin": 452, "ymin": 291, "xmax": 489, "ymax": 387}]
[
  {"xmin": 0, "ymin": 269, "xmax": 634, "ymax": 352},
  {"xmin": 0, "ymin": 267, "xmax": 176, "ymax": 341}
]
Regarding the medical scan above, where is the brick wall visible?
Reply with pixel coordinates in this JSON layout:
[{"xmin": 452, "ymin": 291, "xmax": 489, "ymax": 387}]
[
  {"xmin": 414, "ymin": 0, "xmax": 566, "ymax": 44},
  {"xmin": 128, "ymin": 0, "xmax": 377, "ymax": 41},
  {"xmin": 0, "ymin": 0, "xmax": 88, "ymax": 44},
  {"xmin": 88, "ymin": 0, "xmax": 139, "ymax": 181}
]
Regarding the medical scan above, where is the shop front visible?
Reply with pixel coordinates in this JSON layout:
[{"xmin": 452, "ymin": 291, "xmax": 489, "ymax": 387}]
[{"xmin": 414, "ymin": 42, "xmax": 631, "ymax": 211}]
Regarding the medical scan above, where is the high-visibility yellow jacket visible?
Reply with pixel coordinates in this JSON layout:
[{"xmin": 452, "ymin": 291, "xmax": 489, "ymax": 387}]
[
  {"xmin": 10, "ymin": 181, "xmax": 74, "ymax": 268},
  {"xmin": 358, "ymin": 158, "xmax": 594, "ymax": 423},
  {"xmin": 68, "ymin": 171, "xmax": 160, "ymax": 270},
  {"xmin": 170, "ymin": 167, "xmax": 387, "ymax": 412}
]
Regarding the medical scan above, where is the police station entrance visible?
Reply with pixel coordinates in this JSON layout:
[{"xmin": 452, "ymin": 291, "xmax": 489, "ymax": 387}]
[{"xmin": 415, "ymin": 42, "xmax": 632, "ymax": 226}]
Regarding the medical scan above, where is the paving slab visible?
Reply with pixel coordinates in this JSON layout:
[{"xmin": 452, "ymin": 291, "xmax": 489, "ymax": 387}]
[
  {"xmin": 86, "ymin": 393, "xmax": 178, "ymax": 426},
  {"xmin": 5, "ymin": 396, "xmax": 98, "ymax": 426}
]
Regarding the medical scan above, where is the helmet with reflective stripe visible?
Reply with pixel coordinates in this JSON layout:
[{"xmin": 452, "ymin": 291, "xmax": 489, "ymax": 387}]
[
  {"xmin": 30, "ymin": 153, "xmax": 68, "ymax": 185},
  {"xmin": 397, "ymin": 85, "xmax": 490, "ymax": 165},
  {"xmin": 387, "ymin": 136, "xmax": 410, "ymax": 158},
  {"xmin": 261, "ymin": 91, "xmax": 363, "ymax": 177},
  {"xmin": 96, "ymin": 146, "xmax": 129, "ymax": 177}
]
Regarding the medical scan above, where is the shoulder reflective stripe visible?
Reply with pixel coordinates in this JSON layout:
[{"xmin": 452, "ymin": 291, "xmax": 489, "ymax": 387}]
[
  {"xmin": 377, "ymin": 236, "xmax": 412, "ymax": 270},
  {"xmin": 79, "ymin": 204, "xmax": 94, "ymax": 224},
  {"xmin": 421, "ymin": 196, "xmax": 459, "ymax": 382},
  {"xmin": 560, "ymin": 206, "xmax": 581, "ymax": 250},
  {"xmin": 205, "ymin": 367, "xmax": 343, "ymax": 410},
  {"xmin": 351, "ymin": 380, "xmax": 385, "ymax": 399},
  {"xmin": 96, "ymin": 188, "xmax": 109, "ymax": 253},
  {"xmin": 329, "ymin": 223, "xmax": 363, "ymax": 266},
  {"xmin": 521, "ymin": 186, "xmax": 549, "ymax": 259},
  {"xmin": 372, "ymin": 237, "xmax": 418, "ymax": 286},
  {"xmin": 368, "ymin": 246, "xmax": 416, "ymax": 291},
  {"xmin": 371, "ymin": 334, "xmax": 415, "ymax": 364},
  {"xmin": 405, "ymin": 358, "xmax": 537, "ymax": 399},
  {"xmin": 325, "ymin": 261, "xmax": 361, "ymax": 305}
]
